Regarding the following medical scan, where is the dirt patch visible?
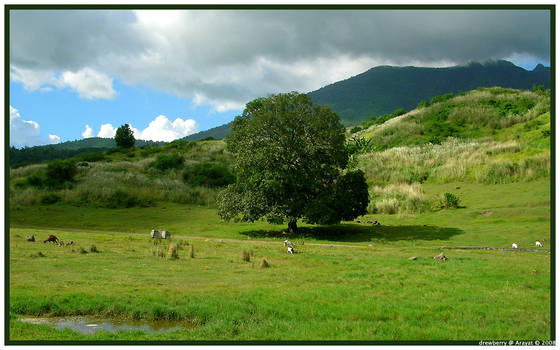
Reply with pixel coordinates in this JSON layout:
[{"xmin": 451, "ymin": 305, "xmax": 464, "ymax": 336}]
[{"xmin": 480, "ymin": 211, "xmax": 493, "ymax": 217}]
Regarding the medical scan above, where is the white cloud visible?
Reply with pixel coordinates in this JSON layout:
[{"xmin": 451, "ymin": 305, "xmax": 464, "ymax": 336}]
[
  {"xmin": 10, "ymin": 65, "xmax": 116, "ymax": 100},
  {"xmin": 82, "ymin": 124, "xmax": 93, "ymax": 138},
  {"xmin": 10, "ymin": 105, "xmax": 42, "ymax": 148},
  {"xmin": 98, "ymin": 123, "xmax": 117, "ymax": 138},
  {"xmin": 134, "ymin": 115, "xmax": 198, "ymax": 142},
  {"xmin": 9, "ymin": 106, "xmax": 59, "ymax": 148},
  {"xmin": 47, "ymin": 134, "xmax": 61, "ymax": 144},
  {"xmin": 60, "ymin": 68, "xmax": 116, "ymax": 100}
]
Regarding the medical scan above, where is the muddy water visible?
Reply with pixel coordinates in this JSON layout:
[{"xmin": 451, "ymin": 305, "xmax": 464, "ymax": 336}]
[{"xmin": 19, "ymin": 316, "xmax": 194, "ymax": 334}]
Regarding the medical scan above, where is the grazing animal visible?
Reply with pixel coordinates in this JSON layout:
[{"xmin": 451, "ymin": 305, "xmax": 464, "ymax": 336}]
[
  {"xmin": 536, "ymin": 241, "xmax": 543, "ymax": 247},
  {"xmin": 58, "ymin": 241, "xmax": 65, "ymax": 247},
  {"xmin": 373, "ymin": 221, "xmax": 381, "ymax": 226},
  {"xmin": 67, "ymin": 241, "xmax": 74, "ymax": 246},
  {"xmin": 283, "ymin": 240, "xmax": 294, "ymax": 247},
  {"xmin": 26, "ymin": 235, "xmax": 35, "ymax": 242},
  {"xmin": 43, "ymin": 235, "xmax": 59, "ymax": 243},
  {"xmin": 512, "ymin": 243, "xmax": 518, "ymax": 249},
  {"xmin": 287, "ymin": 246, "xmax": 294, "ymax": 254},
  {"xmin": 433, "ymin": 253, "xmax": 448, "ymax": 261}
]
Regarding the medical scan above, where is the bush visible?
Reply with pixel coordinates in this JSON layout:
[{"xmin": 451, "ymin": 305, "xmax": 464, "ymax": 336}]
[
  {"xmin": 432, "ymin": 192, "xmax": 461, "ymax": 210},
  {"xmin": 78, "ymin": 152, "xmax": 105, "ymax": 162},
  {"xmin": 45, "ymin": 160, "xmax": 77, "ymax": 186},
  {"xmin": 40, "ymin": 193, "xmax": 61, "ymax": 205},
  {"xmin": 182, "ymin": 162, "xmax": 234, "ymax": 187},
  {"xmin": 350, "ymin": 126, "xmax": 362, "ymax": 134},
  {"xmin": 104, "ymin": 190, "xmax": 151, "ymax": 208},
  {"xmin": 150, "ymin": 153, "xmax": 184, "ymax": 172}
]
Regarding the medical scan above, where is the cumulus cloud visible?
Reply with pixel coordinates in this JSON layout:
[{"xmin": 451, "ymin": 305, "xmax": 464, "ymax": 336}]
[
  {"xmin": 59, "ymin": 68, "xmax": 116, "ymax": 99},
  {"xmin": 98, "ymin": 123, "xmax": 117, "ymax": 138},
  {"xmin": 11, "ymin": 65, "xmax": 116, "ymax": 100},
  {"xmin": 9, "ymin": 9, "xmax": 551, "ymax": 109},
  {"xmin": 133, "ymin": 115, "xmax": 198, "ymax": 142},
  {"xmin": 10, "ymin": 106, "xmax": 42, "ymax": 147},
  {"xmin": 82, "ymin": 124, "xmax": 94, "ymax": 138},
  {"xmin": 47, "ymin": 134, "xmax": 61, "ymax": 144},
  {"xmin": 10, "ymin": 106, "xmax": 58, "ymax": 147}
]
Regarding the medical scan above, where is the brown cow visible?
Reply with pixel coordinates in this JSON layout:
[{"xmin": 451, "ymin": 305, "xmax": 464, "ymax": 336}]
[{"xmin": 43, "ymin": 235, "xmax": 59, "ymax": 243}]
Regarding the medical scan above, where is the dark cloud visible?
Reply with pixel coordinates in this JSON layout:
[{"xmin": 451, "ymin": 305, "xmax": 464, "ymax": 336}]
[{"xmin": 9, "ymin": 9, "xmax": 551, "ymax": 109}]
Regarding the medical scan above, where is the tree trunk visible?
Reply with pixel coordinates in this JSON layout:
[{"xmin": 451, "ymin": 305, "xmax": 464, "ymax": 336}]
[{"xmin": 288, "ymin": 220, "xmax": 298, "ymax": 234}]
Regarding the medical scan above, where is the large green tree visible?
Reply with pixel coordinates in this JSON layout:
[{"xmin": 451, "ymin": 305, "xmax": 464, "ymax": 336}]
[
  {"xmin": 218, "ymin": 92, "xmax": 369, "ymax": 234},
  {"xmin": 115, "ymin": 124, "xmax": 135, "ymax": 148}
]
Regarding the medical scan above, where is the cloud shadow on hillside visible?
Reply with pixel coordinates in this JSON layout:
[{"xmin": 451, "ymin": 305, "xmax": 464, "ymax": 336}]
[{"xmin": 239, "ymin": 223, "xmax": 464, "ymax": 243}]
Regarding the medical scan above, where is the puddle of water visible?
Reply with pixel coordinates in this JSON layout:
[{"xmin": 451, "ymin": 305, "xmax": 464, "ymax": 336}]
[{"xmin": 19, "ymin": 316, "xmax": 193, "ymax": 335}]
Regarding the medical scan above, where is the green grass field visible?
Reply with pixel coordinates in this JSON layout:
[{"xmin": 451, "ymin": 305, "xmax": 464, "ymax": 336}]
[
  {"xmin": 8, "ymin": 88, "xmax": 552, "ymax": 341},
  {"xmin": 8, "ymin": 179, "xmax": 551, "ymax": 341}
]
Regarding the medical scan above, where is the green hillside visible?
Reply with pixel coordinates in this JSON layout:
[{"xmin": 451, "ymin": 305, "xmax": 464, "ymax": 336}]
[
  {"xmin": 182, "ymin": 123, "xmax": 231, "ymax": 141},
  {"xmin": 348, "ymin": 87, "xmax": 550, "ymax": 214},
  {"xmin": 10, "ymin": 138, "xmax": 165, "ymax": 167},
  {"xmin": 308, "ymin": 60, "xmax": 550, "ymax": 125},
  {"xmin": 9, "ymin": 87, "xmax": 550, "ymax": 214}
]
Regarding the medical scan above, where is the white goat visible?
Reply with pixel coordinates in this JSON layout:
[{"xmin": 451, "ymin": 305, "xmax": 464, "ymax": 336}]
[
  {"xmin": 287, "ymin": 246, "xmax": 294, "ymax": 254},
  {"xmin": 536, "ymin": 241, "xmax": 543, "ymax": 247},
  {"xmin": 512, "ymin": 243, "xmax": 518, "ymax": 249}
]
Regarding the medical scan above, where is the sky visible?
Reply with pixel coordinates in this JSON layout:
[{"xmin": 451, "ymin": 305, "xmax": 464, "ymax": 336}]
[{"xmin": 8, "ymin": 8, "xmax": 551, "ymax": 148}]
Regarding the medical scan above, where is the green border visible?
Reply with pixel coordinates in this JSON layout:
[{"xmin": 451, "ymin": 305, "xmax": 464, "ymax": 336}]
[{"xmin": 4, "ymin": 3, "xmax": 555, "ymax": 346}]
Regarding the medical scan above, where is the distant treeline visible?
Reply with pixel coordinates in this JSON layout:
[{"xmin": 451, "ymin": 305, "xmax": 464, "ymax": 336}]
[{"xmin": 9, "ymin": 146, "xmax": 110, "ymax": 168}]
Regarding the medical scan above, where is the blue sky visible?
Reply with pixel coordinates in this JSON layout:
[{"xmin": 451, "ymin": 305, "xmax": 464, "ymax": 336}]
[
  {"xmin": 9, "ymin": 77, "xmax": 239, "ymax": 146},
  {"xmin": 9, "ymin": 9, "xmax": 550, "ymax": 148}
]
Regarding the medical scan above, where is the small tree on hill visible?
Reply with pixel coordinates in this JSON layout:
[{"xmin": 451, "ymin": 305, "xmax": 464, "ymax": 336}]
[
  {"xmin": 115, "ymin": 124, "xmax": 135, "ymax": 148},
  {"xmin": 217, "ymin": 92, "xmax": 369, "ymax": 234}
]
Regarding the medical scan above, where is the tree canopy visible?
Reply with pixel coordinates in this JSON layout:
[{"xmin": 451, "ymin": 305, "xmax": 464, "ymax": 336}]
[
  {"xmin": 115, "ymin": 124, "xmax": 135, "ymax": 148},
  {"xmin": 217, "ymin": 92, "xmax": 369, "ymax": 233}
]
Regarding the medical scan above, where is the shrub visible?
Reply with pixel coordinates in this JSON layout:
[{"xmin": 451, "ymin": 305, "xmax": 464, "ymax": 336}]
[
  {"xmin": 182, "ymin": 162, "xmax": 234, "ymax": 187},
  {"xmin": 45, "ymin": 160, "xmax": 77, "ymax": 186},
  {"xmin": 26, "ymin": 173, "xmax": 44, "ymax": 188},
  {"xmin": 40, "ymin": 193, "xmax": 61, "ymax": 205},
  {"xmin": 104, "ymin": 190, "xmax": 149, "ymax": 208},
  {"xmin": 350, "ymin": 126, "xmax": 362, "ymax": 133},
  {"xmin": 78, "ymin": 152, "xmax": 105, "ymax": 162},
  {"xmin": 432, "ymin": 192, "xmax": 461, "ymax": 210},
  {"xmin": 151, "ymin": 153, "xmax": 184, "ymax": 172}
]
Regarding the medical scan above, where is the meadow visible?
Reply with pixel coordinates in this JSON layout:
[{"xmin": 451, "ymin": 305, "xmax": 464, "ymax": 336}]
[
  {"xmin": 8, "ymin": 87, "xmax": 552, "ymax": 342},
  {"xmin": 8, "ymin": 179, "xmax": 551, "ymax": 341}
]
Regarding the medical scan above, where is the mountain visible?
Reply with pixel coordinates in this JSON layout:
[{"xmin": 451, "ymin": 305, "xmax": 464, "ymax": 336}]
[
  {"xmin": 307, "ymin": 60, "xmax": 550, "ymax": 125},
  {"xmin": 181, "ymin": 123, "xmax": 232, "ymax": 141}
]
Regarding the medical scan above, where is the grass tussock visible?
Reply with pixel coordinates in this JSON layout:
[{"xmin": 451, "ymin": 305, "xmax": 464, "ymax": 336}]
[
  {"xmin": 368, "ymin": 183, "xmax": 431, "ymax": 214},
  {"xmin": 168, "ymin": 244, "xmax": 178, "ymax": 260},
  {"xmin": 241, "ymin": 250, "xmax": 251, "ymax": 262},
  {"xmin": 259, "ymin": 258, "xmax": 270, "ymax": 268}
]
